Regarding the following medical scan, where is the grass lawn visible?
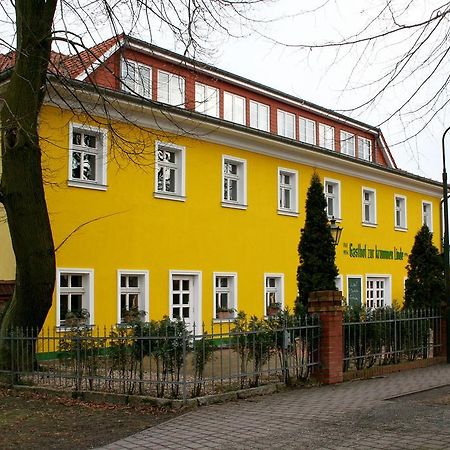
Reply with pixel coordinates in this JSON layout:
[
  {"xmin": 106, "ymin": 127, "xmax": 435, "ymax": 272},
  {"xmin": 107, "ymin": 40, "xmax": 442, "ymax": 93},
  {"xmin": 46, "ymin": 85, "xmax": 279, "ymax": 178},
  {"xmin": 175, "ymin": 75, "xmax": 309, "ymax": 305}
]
[{"xmin": 0, "ymin": 387, "xmax": 176, "ymax": 449}]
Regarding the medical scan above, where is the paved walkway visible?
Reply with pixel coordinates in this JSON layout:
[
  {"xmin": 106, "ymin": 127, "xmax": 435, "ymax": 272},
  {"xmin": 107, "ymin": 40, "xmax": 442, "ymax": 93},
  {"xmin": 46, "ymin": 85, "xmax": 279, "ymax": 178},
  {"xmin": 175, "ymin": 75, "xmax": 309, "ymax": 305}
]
[{"xmin": 101, "ymin": 364, "xmax": 450, "ymax": 449}]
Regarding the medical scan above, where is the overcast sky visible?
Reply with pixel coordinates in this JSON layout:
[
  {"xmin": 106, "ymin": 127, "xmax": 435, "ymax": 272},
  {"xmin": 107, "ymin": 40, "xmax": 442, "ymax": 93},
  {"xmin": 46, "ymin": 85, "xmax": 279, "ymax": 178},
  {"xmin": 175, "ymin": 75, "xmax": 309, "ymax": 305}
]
[{"xmin": 2, "ymin": 0, "xmax": 447, "ymax": 182}]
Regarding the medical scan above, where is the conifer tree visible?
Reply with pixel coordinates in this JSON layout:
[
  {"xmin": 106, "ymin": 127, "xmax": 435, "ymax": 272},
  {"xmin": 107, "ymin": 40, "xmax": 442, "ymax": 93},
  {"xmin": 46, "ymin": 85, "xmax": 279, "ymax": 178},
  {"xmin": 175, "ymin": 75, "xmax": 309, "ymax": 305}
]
[
  {"xmin": 295, "ymin": 172, "xmax": 338, "ymax": 313},
  {"xmin": 404, "ymin": 225, "xmax": 444, "ymax": 309}
]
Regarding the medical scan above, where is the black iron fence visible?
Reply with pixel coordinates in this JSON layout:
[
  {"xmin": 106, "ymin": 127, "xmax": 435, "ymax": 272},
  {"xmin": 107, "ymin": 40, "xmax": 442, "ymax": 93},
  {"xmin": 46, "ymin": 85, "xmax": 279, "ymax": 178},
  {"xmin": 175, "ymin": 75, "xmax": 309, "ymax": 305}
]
[
  {"xmin": 0, "ymin": 313, "xmax": 320, "ymax": 400},
  {"xmin": 343, "ymin": 307, "xmax": 442, "ymax": 372}
]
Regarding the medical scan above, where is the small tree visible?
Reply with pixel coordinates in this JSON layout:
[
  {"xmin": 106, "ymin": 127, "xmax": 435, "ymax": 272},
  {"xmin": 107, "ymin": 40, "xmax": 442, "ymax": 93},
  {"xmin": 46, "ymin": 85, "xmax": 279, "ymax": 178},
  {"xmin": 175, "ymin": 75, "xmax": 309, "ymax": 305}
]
[
  {"xmin": 404, "ymin": 225, "xmax": 445, "ymax": 309},
  {"xmin": 296, "ymin": 172, "xmax": 338, "ymax": 313}
]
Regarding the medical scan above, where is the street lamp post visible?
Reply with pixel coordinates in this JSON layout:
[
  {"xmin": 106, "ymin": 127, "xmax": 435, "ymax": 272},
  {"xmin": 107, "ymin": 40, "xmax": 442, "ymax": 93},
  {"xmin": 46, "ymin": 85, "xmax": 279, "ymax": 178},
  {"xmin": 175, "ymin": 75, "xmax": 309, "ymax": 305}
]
[
  {"xmin": 330, "ymin": 216, "xmax": 343, "ymax": 246},
  {"xmin": 442, "ymin": 126, "xmax": 450, "ymax": 363}
]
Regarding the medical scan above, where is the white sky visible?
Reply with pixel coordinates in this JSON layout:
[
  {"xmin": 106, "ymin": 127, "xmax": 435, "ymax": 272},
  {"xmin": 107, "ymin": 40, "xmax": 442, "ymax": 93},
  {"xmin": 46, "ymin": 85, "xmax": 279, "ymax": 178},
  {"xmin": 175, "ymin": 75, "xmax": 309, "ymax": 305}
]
[{"xmin": 2, "ymin": 0, "xmax": 447, "ymax": 182}]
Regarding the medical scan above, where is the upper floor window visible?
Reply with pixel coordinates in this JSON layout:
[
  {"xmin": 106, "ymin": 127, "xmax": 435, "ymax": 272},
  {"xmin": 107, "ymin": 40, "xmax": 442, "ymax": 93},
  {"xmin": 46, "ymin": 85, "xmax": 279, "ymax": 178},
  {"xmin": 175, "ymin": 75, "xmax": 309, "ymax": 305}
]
[
  {"xmin": 299, "ymin": 117, "xmax": 316, "ymax": 145},
  {"xmin": 154, "ymin": 142, "xmax": 186, "ymax": 200},
  {"xmin": 277, "ymin": 110, "xmax": 296, "ymax": 139},
  {"xmin": 222, "ymin": 156, "xmax": 247, "ymax": 208},
  {"xmin": 69, "ymin": 124, "xmax": 107, "ymax": 190},
  {"xmin": 195, "ymin": 83, "xmax": 219, "ymax": 117},
  {"xmin": 118, "ymin": 271, "xmax": 149, "ymax": 324},
  {"xmin": 395, "ymin": 195, "xmax": 407, "ymax": 230},
  {"xmin": 278, "ymin": 168, "xmax": 298, "ymax": 215},
  {"xmin": 157, "ymin": 70, "xmax": 185, "ymax": 107},
  {"xmin": 324, "ymin": 179, "xmax": 341, "ymax": 219},
  {"xmin": 358, "ymin": 137, "xmax": 372, "ymax": 161},
  {"xmin": 214, "ymin": 273, "xmax": 237, "ymax": 320},
  {"xmin": 319, "ymin": 123, "xmax": 335, "ymax": 150},
  {"xmin": 57, "ymin": 269, "xmax": 93, "ymax": 328},
  {"xmin": 249, "ymin": 100, "xmax": 270, "ymax": 132},
  {"xmin": 362, "ymin": 188, "xmax": 376, "ymax": 225},
  {"xmin": 224, "ymin": 92, "xmax": 246, "ymax": 125},
  {"xmin": 422, "ymin": 201, "xmax": 433, "ymax": 231},
  {"xmin": 120, "ymin": 59, "xmax": 152, "ymax": 99},
  {"xmin": 340, "ymin": 131, "xmax": 355, "ymax": 157}
]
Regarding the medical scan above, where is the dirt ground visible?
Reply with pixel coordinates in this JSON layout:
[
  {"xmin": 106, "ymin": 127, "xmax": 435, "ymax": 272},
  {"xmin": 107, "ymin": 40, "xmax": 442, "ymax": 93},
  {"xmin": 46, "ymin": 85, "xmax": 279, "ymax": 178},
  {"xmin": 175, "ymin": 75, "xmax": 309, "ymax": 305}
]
[{"xmin": 0, "ymin": 388, "xmax": 176, "ymax": 449}]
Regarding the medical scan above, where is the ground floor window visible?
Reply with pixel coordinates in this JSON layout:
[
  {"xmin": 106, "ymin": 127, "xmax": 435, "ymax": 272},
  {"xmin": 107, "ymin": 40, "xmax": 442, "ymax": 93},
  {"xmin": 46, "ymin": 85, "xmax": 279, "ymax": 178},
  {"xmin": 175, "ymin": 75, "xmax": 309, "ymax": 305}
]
[
  {"xmin": 118, "ymin": 271, "xmax": 149, "ymax": 324},
  {"xmin": 264, "ymin": 274, "xmax": 284, "ymax": 316},
  {"xmin": 214, "ymin": 273, "xmax": 237, "ymax": 320},
  {"xmin": 366, "ymin": 276, "xmax": 391, "ymax": 308},
  {"xmin": 57, "ymin": 269, "xmax": 93, "ymax": 327}
]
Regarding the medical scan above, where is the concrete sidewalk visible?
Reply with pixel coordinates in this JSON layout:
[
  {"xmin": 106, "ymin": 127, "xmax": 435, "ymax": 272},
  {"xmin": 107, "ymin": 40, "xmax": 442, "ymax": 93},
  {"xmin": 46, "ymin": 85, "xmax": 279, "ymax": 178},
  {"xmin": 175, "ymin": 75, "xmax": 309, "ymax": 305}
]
[{"xmin": 101, "ymin": 364, "xmax": 450, "ymax": 449}]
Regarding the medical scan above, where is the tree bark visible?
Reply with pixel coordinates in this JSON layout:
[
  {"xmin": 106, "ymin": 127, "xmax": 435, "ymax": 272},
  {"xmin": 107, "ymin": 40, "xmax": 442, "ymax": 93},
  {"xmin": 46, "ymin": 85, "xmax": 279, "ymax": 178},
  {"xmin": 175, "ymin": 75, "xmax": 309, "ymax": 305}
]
[{"xmin": 0, "ymin": 0, "xmax": 57, "ymax": 345}]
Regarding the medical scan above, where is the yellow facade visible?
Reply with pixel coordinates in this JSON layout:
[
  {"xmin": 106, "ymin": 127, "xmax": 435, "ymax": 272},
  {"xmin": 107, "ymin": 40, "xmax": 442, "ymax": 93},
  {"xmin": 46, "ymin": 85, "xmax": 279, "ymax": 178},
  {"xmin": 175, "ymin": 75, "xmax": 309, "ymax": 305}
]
[{"xmin": 0, "ymin": 103, "xmax": 431, "ymax": 330}]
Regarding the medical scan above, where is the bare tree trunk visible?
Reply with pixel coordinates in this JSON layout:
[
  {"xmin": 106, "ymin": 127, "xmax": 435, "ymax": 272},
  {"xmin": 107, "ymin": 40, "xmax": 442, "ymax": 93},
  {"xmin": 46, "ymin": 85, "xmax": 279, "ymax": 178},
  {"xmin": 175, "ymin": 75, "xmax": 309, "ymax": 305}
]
[{"xmin": 0, "ymin": 1, "xmax": 57, "ymax": 362}]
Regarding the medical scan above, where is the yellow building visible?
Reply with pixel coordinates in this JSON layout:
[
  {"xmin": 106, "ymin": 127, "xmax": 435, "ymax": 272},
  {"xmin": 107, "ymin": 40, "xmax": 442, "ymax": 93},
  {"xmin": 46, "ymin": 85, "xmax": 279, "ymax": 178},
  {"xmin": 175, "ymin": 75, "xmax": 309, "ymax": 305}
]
[{"xmin": 0, "ymin": 35, "xmax": 442, "ymax": 330}]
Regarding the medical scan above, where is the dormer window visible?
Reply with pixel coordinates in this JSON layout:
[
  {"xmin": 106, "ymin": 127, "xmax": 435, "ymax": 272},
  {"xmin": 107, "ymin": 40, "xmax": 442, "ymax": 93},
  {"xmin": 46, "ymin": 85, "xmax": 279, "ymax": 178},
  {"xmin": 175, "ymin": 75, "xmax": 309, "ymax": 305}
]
[{"xmin": 120, "ymin": 59, "xmax": 152, "ymax": 99}]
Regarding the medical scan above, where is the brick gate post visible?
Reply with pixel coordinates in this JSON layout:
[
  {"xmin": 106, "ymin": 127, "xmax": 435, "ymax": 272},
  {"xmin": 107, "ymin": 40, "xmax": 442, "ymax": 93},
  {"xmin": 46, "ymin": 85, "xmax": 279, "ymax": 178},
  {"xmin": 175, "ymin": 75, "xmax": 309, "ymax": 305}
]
[{"xmin": 308, "ymin": 290, "xmax": 344, "ymax": 384}]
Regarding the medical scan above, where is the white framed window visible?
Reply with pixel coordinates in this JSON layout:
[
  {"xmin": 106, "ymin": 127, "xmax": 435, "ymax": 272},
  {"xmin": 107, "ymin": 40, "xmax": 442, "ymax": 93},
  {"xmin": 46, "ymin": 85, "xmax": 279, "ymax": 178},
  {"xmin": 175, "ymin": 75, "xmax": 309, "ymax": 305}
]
[
  {"xmin": 319, "ymin": 123, "xmax": 335, "ymax": 150},
  {"xmin": 222, "ymin": 155, "xmax": 247, "ymax": 209},
  {"xmin": 335, "ymin": 276, "xmax": 343, "ymax": 294},
  {"xmin": 358, "ymin": 137, "xmax": 372, "ymax": 161},
  {"xmin": 277, "ymin": 110, "xmax": 296, "ymax": 139},
  {"xmin": 278, "ymin": 168, "xmax": 298, "ymax": 215},
  {"xmin": 213, "ymin": 273, "xmax": 237, "ymax": 320},
  {"xmin": 362, "ymin": 187, "xmax": 377, "ymax": 226},
  {"xmin": 394, "ymin": 195, "xmax": 407, "ymax": 230},
  {"xmin": 154, "ymin": 141, "xmax": 186, "ymax": 201},
  {"xmin": 195, "ymin": 82, "xmax": 219, "ymax": 117},
  {"xmin": 117, "ymin": 270, "xmax": 149, "ymax": 324},
  {"xmin": 68, "ymin": 123, "xmax": 107, "ymax": 190},
  {"xmin": 340, "ymin": 131, "xmax": 355, "ymax": 156},
  {"xmin": 264, "ymin": 274, "xmax": 284, "ymax": 316},
  {"xmin": 324, "ymin": 179, "xmax": 341, "ymax": 219},
  {"xmin": 120, "ymin": 59, "xmax": 152, "ymax": 99},
  {"xmin": 169, "ymin": 271, "xmax": 202, "ymax": 332},
  {"xmin": 299, "ymin": 117, "xmax": 316, "ymax": 145},
  {"xmin": 249, "ymin": 100, "xmax": 270, "ymax": 132},
  {"xmin": 422, "ymin": 201, "xmax": 433, "ymax": 231},
  {"xmin": 157, "ymin": 70, "xmax": 185, "ymax": 107},
  {"xmin": 366, "ymin": 276, "xmax": 392, "ymax": 308},
  {"xmin": 224, "ymin": 92, "xmax": 246, "ymax": 125},
  {"xmin": 57, "ymin": 269, "xmax": 94, "ymax": 328}
]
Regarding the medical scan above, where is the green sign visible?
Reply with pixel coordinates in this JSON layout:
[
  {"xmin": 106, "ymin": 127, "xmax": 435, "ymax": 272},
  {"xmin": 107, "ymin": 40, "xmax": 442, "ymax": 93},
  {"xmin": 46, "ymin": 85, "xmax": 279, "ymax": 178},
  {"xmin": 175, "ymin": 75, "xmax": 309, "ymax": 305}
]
[
  {"xmin": 347, "ymin": 277, "xmax": 362, "ymax": 307},
  {"xmin": 343, "ymin": 243, "xmax": 407, "ymax": 261}
]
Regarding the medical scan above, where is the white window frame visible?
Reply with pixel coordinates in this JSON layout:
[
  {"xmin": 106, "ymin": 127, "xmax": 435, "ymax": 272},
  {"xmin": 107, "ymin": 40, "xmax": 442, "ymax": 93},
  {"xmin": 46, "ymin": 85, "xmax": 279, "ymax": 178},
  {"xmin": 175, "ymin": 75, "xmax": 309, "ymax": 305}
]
[
  {"xmin": 249, "ymin": 100, "xmax": 270, "ymax": 132},
  {"xmin": 358, "ymin": 137, "xmax": 372, "ymax": 161},
  {"xmin": 319, "ymin": 123, "xmax": 335, "ymax": 150},
  {"xmin": 365, "ymin": 275, "xmax": 392, "ymax": 309},
  {"xmin": 340, "ymin": 131, "xmax": 355, "ymax": 157},
  {"xmin": 394, "ymin": 194, "xmax": 407, "ymax": 230},
  {"xmin": 117, "ymin": 270, "xmax": 149, "ymax": 324},
  {"xmin": 277, "ymin": 110, "xmax": 296, "ymax": 139},
  {"xmin": 422, "ymin": 201, "xmax": 433, "ymax": 231},
  {"xmin": 222, "ymin": 155, "xmax": 247, "ymax": 209},
  {"xmin": 299, "ymin": 117, "xmax": 316, "ymax": 145},
  {"xmin": 154, "ymin": 141, "xmax": 186, "ymax": 201},
  {"xmin": 169, "ymin": 270, "xmax": 202, "ymax": 332},
  {"xmin": 195, "ymin": 82, "xmax": 219, "ymax": 117},
  {"xmin": 362, "ymin": 187, "xmax": 377, "ymax": 226},
  {"xmin": 324, "ymin": 178, "xmax": 341, "ymax": 220},
  {"xmin": 157, "ymin": 70, "xmax": 185, "ymax": 107},
  {"xmin": 120, "ymin": 58, "xmax": 152, "ymax": 99},
  {"xmin": 264, "ymin": 273, "xmax": 284, "ymax": 316},
  {"xmin": 277, "ymin": 167, "xmax": 299, "ymax": 216},
  {"xmin": 68, "ymin": 123, "xmax": 108, "ymax": 191},
  {"xmin": 335, "ymin": 275, "xmax": 343, "ymax": 296},
  {"xmin": 56, "ymin": 268, "xmax": 94, "ymax": 328},
  {"xmin": 213, "ymin": 272, "xmax": 238, "ymax": 321},
  {"xmin": 223, "ymin": 92, "xmax": 246, "ymax": 125}
]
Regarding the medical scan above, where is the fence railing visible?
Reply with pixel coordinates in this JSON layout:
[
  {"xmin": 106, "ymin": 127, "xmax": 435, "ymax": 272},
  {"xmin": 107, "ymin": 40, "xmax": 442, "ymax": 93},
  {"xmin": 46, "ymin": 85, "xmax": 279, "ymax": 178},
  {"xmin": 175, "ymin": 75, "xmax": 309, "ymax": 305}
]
[
  {"xmin": 343, "ymin": 307, "xmax": 442, "ymax": 372},
  {"xmin": 0, "ymin": 314, "xmax": 320, "ymax": 400}
]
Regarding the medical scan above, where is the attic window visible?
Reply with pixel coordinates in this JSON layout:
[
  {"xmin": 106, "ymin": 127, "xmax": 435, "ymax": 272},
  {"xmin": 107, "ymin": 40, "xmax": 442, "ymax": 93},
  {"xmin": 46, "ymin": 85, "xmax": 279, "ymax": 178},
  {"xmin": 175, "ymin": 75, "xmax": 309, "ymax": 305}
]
[{"xmin": 121, "ymin": 58, "xmax": 152, "ymax": 99}]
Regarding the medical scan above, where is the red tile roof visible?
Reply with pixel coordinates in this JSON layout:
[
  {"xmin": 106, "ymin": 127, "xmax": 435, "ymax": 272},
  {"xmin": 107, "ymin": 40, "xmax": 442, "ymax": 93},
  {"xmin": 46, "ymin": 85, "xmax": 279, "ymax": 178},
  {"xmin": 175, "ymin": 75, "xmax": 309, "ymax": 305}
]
[{"xmin": 0, "ymin": 34, "xmax": 123, "ymax": 79}]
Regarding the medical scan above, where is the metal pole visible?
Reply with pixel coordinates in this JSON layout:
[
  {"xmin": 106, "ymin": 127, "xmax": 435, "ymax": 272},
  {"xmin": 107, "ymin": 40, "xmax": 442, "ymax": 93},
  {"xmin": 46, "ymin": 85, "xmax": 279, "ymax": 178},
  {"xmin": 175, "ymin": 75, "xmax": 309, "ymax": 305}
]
[{"xmin": 441, "ymin": 126, "xmax": 450, "ymax": 363}]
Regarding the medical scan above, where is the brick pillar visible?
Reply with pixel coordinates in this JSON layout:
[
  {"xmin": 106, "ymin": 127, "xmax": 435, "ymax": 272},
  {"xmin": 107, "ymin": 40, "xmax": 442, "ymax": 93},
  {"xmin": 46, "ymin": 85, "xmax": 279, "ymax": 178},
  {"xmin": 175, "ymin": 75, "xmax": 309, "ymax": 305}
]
[{"xmin": 308, "ymin": 290, "xmax": 344, "ymax": 384}]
